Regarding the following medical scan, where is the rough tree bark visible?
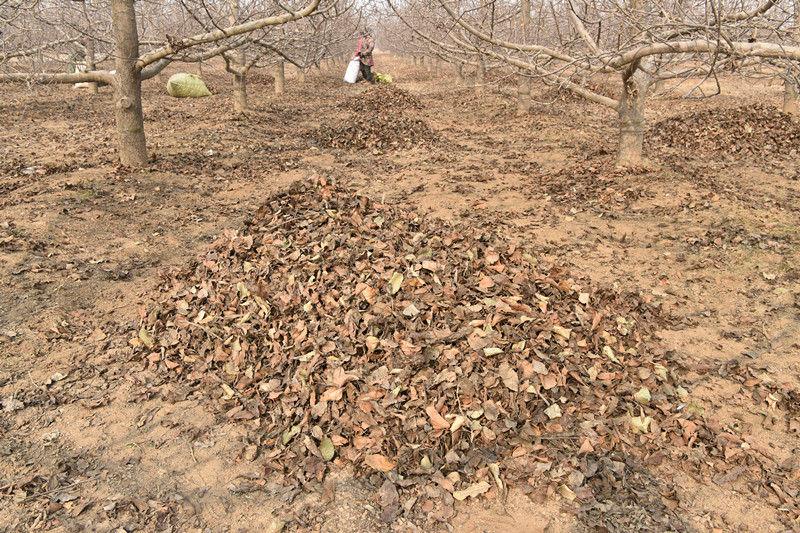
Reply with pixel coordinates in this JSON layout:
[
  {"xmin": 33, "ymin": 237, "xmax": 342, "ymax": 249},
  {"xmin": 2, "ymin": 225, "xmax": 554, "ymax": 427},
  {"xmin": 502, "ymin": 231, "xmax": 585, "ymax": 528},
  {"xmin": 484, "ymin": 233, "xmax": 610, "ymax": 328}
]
[
  {"xmin": 785, "ymin": 1, "xmax": 800, "ymax": 114},
  {"xmin": 517, "ymin": 0, "xmax": 531, "ymax": 113},
  {"xmin": 477, "ymin": 56, "xmax": 486, "ymax": 91},
  {"xmin": 275, "ymin": 61, "xmax": 285, "ymax": 95},
  {"xmin": 617, "ymin": 64, "xmax": 652, "ymax": 166},
  {"xmin": 233, "ymin": 73, "xmax": 248, "ymax": 112},
  {"xmin": 784, "ymin": 69, "xmax": 799, "ymax": 115},
  {"xmin": 86, "ymin": 39, "xmax": 98, "ymax": 94},
  {"xmin": 110, "ymin": 0, "xmax": 148, "ymax": 166},
  {"xmin": 228, "ymin": 0, "xmax": 248, "ymax": 113}
]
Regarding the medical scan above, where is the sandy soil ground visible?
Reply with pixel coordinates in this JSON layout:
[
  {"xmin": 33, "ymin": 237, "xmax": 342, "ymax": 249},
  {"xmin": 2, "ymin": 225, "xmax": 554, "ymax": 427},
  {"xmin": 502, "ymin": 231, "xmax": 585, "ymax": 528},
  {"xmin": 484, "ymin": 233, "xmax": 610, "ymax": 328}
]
[{"xmin": 1, "ymin": 53, "xmax": 798, "ymax": 532}]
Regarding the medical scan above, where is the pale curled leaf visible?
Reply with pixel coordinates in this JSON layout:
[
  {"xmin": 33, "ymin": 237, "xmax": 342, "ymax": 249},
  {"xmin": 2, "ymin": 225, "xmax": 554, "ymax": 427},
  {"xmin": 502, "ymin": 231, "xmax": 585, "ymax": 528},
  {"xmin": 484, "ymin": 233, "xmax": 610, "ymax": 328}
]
[
  {"xmin": 237, "ymin": 281, "xmax": 251, "ymax": 299},
  {"xmin": 402, "ymin": 303, "xmax": 419, "ymax": 317},
  {"xmin": 450, "ymin": 415, "xmax": 467, "ymax": 433},
  {"xmin": 489, "ymin": 463, "xmax": 503, "ymax": 490},
  {"xmin": 551, "ymin": 325, "xmax": 571, "ymax": 339},
  {"xmin": 634, "ymin": 387, "xmax": 651, "ymax": 405},
  {"xmin": 281, "ymin": 425, "xmax": 300, "ymax": 445},
  {"xmin": 389, "ymin": 272, "xmax": 404, "ymax": 294},
  {"xmin": 365, "ymin": 335, "xmax": 380, "ymax": 352},
  {"xmin": 220, "ymin": 383, "xmax": 236, "ymax": 401},
  {"xmin": 268, "ymin": 520, "xmax": 285, "ymax": 533},
  {"xmin": 319, "ymin": 437, "xmax": 335, "ymax": 461},
  {"xmin": 544, "ymin": 404, "xmax": 562, "ymax": 419},
  {"xmin": 557, "ymin": 484, "xmax": 576, "ymax": 501},
  {"xmin": 138, "ymin": 327, "xmax": 154, "ymax": 349},
  {"xmin": 452, "ymin": 481, "xmax": 491, "ymax": 501},
  {"xmin": 630, "ymin": 415, "xmax": 652, "ymax": 434}
]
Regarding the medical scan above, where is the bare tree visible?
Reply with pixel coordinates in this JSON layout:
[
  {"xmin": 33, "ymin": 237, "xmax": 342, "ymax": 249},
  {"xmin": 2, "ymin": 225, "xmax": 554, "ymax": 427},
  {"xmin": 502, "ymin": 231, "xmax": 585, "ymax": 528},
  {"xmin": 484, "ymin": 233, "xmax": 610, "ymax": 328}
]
[
  {"xmin": 518, "ymin": 0, "xmax": 531, "ymax": 112},
  {"xmin": 170, "ymin": 0, "xmax": 354, "ymax": 113},
  {"xmin": 1, "ymin": 0, "xmax": 323, "ymax": 165},
  {"xmin": 783, "ymin": 0, "xmax": 800, "ymax": 114},
  {"xmin": 387, "ymin": 0, "xmax": 800, "ymax": 165}
]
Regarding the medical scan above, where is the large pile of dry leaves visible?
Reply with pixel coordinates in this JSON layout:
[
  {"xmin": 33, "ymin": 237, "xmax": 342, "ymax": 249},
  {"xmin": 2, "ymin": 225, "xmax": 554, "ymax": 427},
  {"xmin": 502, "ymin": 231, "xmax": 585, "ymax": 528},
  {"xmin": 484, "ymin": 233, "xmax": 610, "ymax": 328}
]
[
  {"xmin": 131, "ymin": 177, "xmax": 795, "ymax": 526},
  {"xmin": 309, "ymin": 85, "xmax": 435, "ymax": 150},
  {"xmin": 648, "ymin": 103, "xmax": 800, "ymax": 158}
]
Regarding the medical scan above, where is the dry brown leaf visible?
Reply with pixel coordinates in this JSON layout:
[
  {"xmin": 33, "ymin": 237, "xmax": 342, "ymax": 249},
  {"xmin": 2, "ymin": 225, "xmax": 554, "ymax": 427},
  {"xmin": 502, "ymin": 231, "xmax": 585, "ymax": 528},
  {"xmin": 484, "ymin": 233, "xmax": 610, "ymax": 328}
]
[
  {"xmin": 320, "ymin": 387, "xmax": 343, "ymax": 402},
  {"xmin": 425, "ymin": 405, "xmax": 451, "ymax": 430},
  {"xmin": 365, "ymin": 454, "xmax": 397, "ymax": 472},
  {"xmin": 541, "ymin": 373, "xmax": 558, "ymax": 390},
  {"xmin": 498, "ymin": 362, "xmax": 519, "ymax": 392},
  {"xmin": 478, "ymin": 276, "xmax": 495, "ymax": 289}
]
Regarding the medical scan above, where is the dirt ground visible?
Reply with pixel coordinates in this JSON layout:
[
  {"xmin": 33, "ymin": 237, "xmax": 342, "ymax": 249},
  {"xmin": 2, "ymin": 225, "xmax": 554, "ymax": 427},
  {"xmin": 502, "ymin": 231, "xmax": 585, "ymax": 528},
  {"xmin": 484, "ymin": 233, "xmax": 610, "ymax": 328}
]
[{"xmin": 1, "ymin": 53, "xmax": 799, "ymax": 532}]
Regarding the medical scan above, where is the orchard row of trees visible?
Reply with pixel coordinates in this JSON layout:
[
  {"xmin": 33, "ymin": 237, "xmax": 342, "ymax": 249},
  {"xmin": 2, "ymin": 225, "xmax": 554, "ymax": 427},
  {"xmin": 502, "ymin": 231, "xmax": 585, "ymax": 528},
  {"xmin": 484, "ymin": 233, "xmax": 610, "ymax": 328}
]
[
  {"xmin": 3, "ymin": 0, "xmax": 800, "ymax": 166},
  {"xmin": 1, "ymin": 0, "xmax": 366, "ymax": 165},
  {"xmin": 378, "ymin": 0, "xmax": 800, "ymax": 164}
]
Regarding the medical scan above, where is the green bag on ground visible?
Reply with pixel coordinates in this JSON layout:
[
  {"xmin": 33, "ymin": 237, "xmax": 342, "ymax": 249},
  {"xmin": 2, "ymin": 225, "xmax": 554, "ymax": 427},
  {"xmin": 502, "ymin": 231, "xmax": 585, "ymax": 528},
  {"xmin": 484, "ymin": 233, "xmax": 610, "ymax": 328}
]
[
  {"xmin": 372, "ymin": 72, "xmax": 393, "ymax": 84},
  {"xmin": 167, "ymin": 73, "xmax": 212, "ymax": 98}
]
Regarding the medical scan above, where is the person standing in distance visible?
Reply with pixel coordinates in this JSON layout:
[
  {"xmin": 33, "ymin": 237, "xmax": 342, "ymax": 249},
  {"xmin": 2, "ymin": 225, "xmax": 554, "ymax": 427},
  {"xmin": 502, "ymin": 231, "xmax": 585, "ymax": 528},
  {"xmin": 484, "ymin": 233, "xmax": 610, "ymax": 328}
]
[{"xmin": 356, "ymin": 28, "xmax": 375, "ymax": 84}]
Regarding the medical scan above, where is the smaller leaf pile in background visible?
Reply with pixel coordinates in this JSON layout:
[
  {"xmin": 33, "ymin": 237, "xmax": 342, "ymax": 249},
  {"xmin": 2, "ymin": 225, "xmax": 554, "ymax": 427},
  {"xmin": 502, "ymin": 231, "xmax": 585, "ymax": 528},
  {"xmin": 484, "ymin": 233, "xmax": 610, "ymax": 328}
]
[
  {"xmin": 309, "ymin": 85, "xmax": 435, "ymax": 150},
  {"xmin": 648, "ymin": 103, "xmax": 800, "ymax": 158}
]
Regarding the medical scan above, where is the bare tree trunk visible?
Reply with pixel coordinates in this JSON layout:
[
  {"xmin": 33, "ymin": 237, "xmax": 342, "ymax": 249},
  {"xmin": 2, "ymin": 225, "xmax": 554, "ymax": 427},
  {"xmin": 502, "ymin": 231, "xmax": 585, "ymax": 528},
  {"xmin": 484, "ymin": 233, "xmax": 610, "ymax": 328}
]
[
  {"xmin": 650, "ymin": 79, "xmax": 664, "ymax": 94},
  {"xmin": 784, "ymin": 67, "xmax": 800, "ymax": 115},
  {"xmin": 111, "ymin": 0, "xmax": 148, "ymax": 166},
  {"xmin": 517, "ymin": 0, "xmax": 531, "ymax": 113},
  {"xmin": 788, "ymin": 3, "xmax": 800, "ymax": 115},
  {"xmin": 434, "ymin": 58, "xmax": 441, "ymax": 77},
  {"xmin": 517, "ymin": 75, "xmax": 531, "ymax": 113},
  {"xmin": 477, "ymin": 57, "xmax": 486, "ymax": 91},
  {"xmin": 413, "ymin": 56, "xmax": 417, "ymax": 66},
  {"xmin": 457, "ymin": 62, "xmax": 464, "ymax": 84},
  {"xmin": 86, "ymin": 39, "xmax": 98, "ymax": 94},
  {"xmin": 275, "ymin": 61, "xmax": 285, "ymax": 95},
  {"xmin": 233, "ymin": 73, "xmax": 247, "ymax": 112},
  {"xmin": 784, "ymin": 78, "xmax": 799, "ymax": 115},
  {"xmin": 617, "ymin": 67, "xmax": 651, "ymax": 166},
  {"xmin": 227, "ymin": 0, "xmax": 249, "ymax": 113},
  {"xmin": 197, "ymin": 59, "xmax": 204, "ymax": 76}
]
